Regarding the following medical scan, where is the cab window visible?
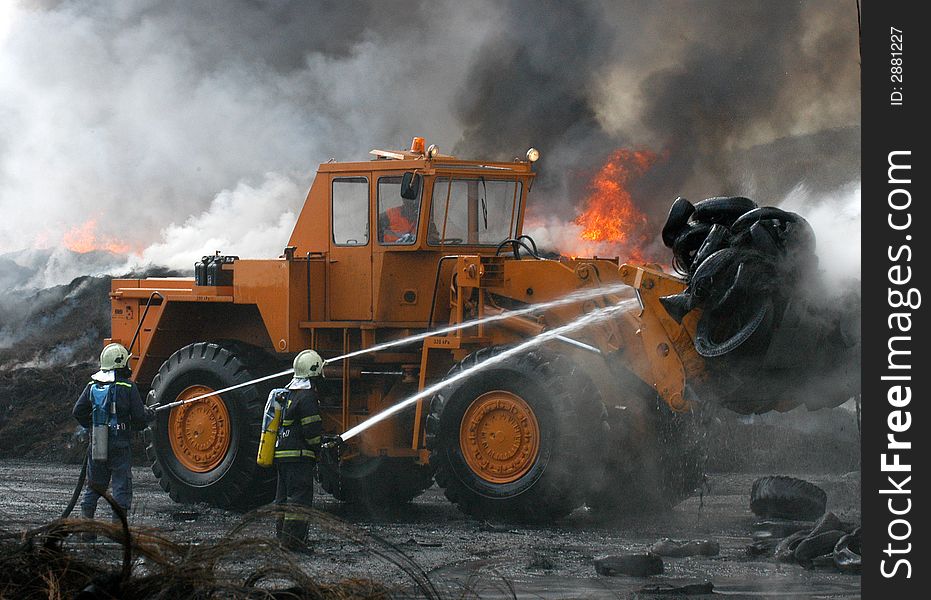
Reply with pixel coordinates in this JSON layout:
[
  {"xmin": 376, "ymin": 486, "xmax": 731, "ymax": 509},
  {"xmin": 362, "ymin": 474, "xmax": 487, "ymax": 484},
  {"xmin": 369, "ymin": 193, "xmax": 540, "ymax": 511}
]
[
  {"xmin": 377, "ymin": 176, "xmax": 422, "ymax": 245},
  {"xmin": 332, "ymin": 177, "xmax": 369, "ymax": 246},
  {"xmin": 429, "ymin": 177, "xmax": 522, "ymax": 245}
]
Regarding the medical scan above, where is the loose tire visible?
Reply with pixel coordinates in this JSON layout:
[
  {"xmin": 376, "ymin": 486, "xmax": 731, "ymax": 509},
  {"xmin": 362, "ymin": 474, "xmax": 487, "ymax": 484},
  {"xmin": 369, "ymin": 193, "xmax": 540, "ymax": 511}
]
[
  {"xmin": 145, "ymin": 342, "xmax": 278, "ymax": 509},
  {"xmin": 318, "ymin": 456, "xmax": 434, "ymax": 510},
  {"xmin": 426, "ymin": 346, "xmax": 603, "ymax": 522},
  {"xmin": 750, "ymin": 476, "xmax": 827, "ymax": 521}
]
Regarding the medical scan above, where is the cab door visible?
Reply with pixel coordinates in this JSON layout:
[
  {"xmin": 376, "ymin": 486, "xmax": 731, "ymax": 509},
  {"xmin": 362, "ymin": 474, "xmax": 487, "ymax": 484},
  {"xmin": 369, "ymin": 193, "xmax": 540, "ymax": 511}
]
[{"xmin": 328, "ymin": 174, "xmax": 373, "ymax": 320}]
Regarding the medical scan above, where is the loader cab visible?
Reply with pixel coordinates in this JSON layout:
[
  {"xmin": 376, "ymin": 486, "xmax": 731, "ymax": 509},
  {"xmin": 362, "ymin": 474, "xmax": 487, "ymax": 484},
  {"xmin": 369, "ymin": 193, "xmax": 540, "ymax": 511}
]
[
  {"xmin": 426, "ymin": 176, "xmax": 525, "ymax": 247},
  {"xmin": 288, "ymin": 142, "xmax": 535, "ymax": 324}
]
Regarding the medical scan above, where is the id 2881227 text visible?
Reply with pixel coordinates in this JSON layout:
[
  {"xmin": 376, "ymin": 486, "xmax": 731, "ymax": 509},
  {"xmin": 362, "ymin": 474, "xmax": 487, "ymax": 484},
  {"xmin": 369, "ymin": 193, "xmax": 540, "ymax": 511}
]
[{"xmin": 890, "ymin": 27, "xmax": 903, "ymax": 106}]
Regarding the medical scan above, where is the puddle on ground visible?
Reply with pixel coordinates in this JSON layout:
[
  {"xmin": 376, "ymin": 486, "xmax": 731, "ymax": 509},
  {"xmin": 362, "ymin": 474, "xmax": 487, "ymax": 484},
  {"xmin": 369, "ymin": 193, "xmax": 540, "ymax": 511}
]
[{"xmin": 429, "ymin": 560, "xmax": 860, "ymax": 599}]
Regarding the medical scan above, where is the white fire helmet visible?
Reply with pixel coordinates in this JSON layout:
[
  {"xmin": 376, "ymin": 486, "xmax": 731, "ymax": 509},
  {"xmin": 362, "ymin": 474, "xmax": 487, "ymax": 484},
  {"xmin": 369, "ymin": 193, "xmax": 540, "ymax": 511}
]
[{"xmin": 288, "ymin": 349, "xmax": 324, "ymax": 388}]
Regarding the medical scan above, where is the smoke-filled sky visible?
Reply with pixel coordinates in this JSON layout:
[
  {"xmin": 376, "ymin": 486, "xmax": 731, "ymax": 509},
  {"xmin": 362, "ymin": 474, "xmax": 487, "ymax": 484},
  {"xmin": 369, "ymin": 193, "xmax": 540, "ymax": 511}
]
[{"xmin": 0, "ymin": 0, "xmax": 860, "ymax": 281}]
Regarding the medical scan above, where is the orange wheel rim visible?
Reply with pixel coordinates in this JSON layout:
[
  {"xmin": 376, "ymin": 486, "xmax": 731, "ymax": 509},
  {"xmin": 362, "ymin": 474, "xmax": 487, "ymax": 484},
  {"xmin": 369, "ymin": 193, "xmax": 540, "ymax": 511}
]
[
  {"xmin": 460, "ymin": 390, "xmax": 540, "ymax": 484},
  {"xmin": 168, "ymin": 385, "xmax": 231, "ymax": 473}
]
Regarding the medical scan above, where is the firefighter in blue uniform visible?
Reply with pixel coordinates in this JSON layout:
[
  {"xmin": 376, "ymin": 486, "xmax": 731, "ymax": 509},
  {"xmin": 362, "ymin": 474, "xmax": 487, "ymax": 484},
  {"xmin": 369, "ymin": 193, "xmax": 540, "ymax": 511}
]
[
  {"xmin": 72, "ymin": 343, "xmax": 153, "ymax": 531},
  {"xmin": 273, "ymin": 349, "xmax": 324, "ymax": 550}
]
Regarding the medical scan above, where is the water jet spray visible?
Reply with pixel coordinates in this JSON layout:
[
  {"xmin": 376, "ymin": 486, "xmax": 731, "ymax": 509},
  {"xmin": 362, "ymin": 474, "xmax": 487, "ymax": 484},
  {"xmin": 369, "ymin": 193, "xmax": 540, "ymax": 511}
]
[
  {"xmin": 153, "ymin": 283, "xmax": 629, "ymax": 413},
  {"xmin": 326, "ymin": 297, "xmax": 638, "ymax": 447}
]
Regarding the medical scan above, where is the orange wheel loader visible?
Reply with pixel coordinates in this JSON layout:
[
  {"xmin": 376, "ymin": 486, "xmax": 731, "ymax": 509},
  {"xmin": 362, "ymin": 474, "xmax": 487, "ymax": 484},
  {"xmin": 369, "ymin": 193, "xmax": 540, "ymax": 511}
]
[{"xmin": 106, "ymin": 139, "xmax": 852, "ymax": 521}]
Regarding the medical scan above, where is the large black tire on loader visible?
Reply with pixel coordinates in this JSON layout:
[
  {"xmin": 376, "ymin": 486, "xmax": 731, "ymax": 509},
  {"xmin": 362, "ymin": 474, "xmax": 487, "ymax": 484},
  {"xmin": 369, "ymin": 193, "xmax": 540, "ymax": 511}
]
[
  {"xmin": 318, "ymin": 456, "xmax": 434, "ymax": 510},
  {"xmin": 425, "ymin": 346, "xmax": 604, "ymax": 522},
  {"xmin": 145, "ymin": 342, "xmax": 279, "ymax": 509},
  {"xmin": 585, "ymin": 366, "xmax": 707, "ymax": 516}
]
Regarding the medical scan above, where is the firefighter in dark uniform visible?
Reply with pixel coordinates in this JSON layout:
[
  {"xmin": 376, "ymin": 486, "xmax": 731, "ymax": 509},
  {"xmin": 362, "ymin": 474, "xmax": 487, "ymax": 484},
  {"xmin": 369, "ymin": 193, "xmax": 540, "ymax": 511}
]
[
  {"xmin": 72, "ymin": 343, "xmax": 153, "ymax": 531},
  {"xmin": 274, "ymin": 349, "xmax": 324, "ymax": 550}
]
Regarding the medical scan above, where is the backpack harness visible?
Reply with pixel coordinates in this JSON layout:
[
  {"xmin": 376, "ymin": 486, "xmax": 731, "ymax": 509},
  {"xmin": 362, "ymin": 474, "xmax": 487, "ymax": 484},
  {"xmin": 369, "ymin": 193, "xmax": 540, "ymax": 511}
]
[{"xmin": 90, "ymin": 381, "xmax": 133, "ymax": 432}]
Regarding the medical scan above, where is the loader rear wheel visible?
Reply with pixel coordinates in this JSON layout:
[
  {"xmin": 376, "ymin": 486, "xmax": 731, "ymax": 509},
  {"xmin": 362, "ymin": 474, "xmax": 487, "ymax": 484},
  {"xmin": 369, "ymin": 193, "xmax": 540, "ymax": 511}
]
[
  {"xmin": 317, "ymin": 456, "xmax": 434, "ymax": 510},
  {"xmin": 426, "ymin": 346, "xmax": 603, "ymax": 522},
  {"xmin": 168, "ymin": 385, "xmax": 230, "ymax": 473},
  {"xmin": 145, "ymin": 342, "xmax": 278, "ymax": 509}
]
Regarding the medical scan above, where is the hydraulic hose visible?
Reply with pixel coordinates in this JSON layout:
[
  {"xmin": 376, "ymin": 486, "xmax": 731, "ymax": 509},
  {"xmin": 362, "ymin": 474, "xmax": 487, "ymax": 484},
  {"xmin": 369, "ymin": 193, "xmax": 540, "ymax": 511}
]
[{"xmin": 128, "ymin": 291, "xmax": 164, "ymax": 357}]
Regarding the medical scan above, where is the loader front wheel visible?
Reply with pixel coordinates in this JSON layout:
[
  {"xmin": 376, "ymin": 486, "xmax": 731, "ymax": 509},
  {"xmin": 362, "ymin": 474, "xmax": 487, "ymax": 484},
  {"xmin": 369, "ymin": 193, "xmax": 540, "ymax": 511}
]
[
  {"xmin": 585, "ymin": 393, "xmax": 707, "ymax": 516},
  {"xmin": 145, "ymin": 342, "xmax": 278, "ymax": 510},
  {"xmin": 458, "ymin": 390, "xmax": 541, "ymax": 485},
  {"xmin": 426, "ymin": 346, "xmax": 603, "ymax": 522}
]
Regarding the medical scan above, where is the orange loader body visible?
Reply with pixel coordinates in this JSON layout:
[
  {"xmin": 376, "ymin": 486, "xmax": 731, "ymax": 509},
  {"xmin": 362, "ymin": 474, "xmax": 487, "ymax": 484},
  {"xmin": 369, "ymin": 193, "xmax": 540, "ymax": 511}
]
[{"xmin": 107, "ymin": 140, "xmax": 709, "ymax": 519}]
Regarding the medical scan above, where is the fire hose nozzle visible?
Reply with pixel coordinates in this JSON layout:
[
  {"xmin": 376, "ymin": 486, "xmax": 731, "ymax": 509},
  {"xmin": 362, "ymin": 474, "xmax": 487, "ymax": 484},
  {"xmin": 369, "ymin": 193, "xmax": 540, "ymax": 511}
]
[
  {"xmin": 320, "ymin": 437, "xmax": 344, "ymax": 450},
  {"xmin": 320, "ymin": 435, "xmax": 344, "ymax": 465}
]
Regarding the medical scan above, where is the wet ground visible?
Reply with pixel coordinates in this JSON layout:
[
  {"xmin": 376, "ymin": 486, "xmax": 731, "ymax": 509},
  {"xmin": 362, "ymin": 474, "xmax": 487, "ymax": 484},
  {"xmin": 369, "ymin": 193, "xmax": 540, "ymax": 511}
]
[{"xmin": 0, "ymin": 460, "xmax": 860, "ymax": 599}]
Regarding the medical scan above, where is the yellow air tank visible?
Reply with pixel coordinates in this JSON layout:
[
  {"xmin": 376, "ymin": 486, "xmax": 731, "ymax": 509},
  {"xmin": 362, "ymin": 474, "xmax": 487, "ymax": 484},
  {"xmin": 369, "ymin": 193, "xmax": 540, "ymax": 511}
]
[{"xmin": 256, "ymin": 390, "xmax": 285, "ymax": 467}]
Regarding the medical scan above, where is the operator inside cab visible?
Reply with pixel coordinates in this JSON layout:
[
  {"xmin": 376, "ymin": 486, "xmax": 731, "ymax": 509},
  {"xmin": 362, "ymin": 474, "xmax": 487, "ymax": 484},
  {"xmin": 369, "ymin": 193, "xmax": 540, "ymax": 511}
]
[{"xmin": 378, "ymin": 178, "xmax": 421, "ymax": 245}]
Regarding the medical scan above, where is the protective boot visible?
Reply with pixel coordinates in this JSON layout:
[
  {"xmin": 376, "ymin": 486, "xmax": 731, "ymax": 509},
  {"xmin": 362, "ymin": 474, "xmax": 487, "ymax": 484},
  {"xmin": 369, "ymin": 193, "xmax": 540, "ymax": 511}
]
[
  {"xmin": 81, "ymin": 507, "xmax": 97, "ymax": 542},
  {"xmin": 280, "ymin": 518, "xmax": 312, "ymax": 553},
  {"xmin": 110, "ymin": 509, "xmax": 128, "ymax": 542}
]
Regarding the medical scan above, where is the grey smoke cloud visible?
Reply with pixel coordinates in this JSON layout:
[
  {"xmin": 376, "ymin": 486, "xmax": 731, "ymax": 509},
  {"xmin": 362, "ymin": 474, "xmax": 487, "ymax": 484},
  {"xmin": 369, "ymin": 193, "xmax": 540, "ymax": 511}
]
[
  {"xmin": 0, "ymin": 0, "xmax": 860, "ymax": 275},
  {"xmin": 0, "ymin": 0, "xmax": 488, "ymax": 262}
]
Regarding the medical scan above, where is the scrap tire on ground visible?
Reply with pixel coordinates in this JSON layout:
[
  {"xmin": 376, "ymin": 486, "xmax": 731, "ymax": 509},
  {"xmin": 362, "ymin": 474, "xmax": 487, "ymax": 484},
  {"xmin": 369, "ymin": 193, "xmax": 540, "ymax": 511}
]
[
  {"xmin": 145, "ymin": 341, "xmax": 279, "ymax": 510},
  {"xmin": 750, "ymin": 476, "xmax": 827, "ymax": 521},
  {"xmin": 318, "ymin": 456, "xmax": 434, "ymax": 510},
  {"xmin": 425, "ymin": 346, "xmax": 604, "ymax": 522}
]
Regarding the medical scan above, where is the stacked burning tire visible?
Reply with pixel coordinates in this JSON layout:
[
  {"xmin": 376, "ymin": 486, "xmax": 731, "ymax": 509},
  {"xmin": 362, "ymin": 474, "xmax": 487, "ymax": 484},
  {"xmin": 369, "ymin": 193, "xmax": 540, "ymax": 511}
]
[{"xmin": 659, "ymin": 196, "xmax": 860, "ymax": 413}]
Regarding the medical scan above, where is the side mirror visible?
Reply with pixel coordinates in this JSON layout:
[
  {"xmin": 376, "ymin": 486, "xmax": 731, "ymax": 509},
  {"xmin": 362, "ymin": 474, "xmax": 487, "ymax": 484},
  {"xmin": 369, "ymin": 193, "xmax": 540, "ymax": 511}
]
[{"xmin": 400, "ymin": 172, "xmax": 422, "ymax": 200}]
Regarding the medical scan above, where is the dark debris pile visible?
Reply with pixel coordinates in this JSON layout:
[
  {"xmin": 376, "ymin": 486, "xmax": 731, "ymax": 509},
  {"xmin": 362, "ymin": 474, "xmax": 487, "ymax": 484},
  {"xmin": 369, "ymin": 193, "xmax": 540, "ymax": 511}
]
[
  {"xmin": 0, "ymin": 269, "xmax": 179, "ymax": 462},
  {"xmin": 746, "ymin": 476, "xmax": 860, "ymax": 573},
  {"xmin": 749, "ymin": 513, "xmax": 861, "ymax": 573},
  {"xmin": 0, "ymin": 363, "xmax": 96, "ymax": 463},
  {"xmin": 659, "ymin": 196, "xmax": 860, "ymax": 414}
]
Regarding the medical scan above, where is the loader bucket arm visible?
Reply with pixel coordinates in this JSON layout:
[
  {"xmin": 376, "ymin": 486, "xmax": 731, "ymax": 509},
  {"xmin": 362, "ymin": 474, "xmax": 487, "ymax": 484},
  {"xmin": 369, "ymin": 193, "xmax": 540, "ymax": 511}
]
[{"xmin": 616, "ymin": 264, "xmax": 703, "ymax": 412}]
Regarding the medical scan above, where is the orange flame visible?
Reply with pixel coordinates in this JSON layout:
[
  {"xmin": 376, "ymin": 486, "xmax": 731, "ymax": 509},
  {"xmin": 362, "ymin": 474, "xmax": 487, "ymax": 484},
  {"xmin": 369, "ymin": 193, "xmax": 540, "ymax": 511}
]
[
  {"xmin": 572, "ymin": 148, "xmax": 657, "ymax": 261},
  {"xmin": 62, "ymin": 219, "xmax": 133, "ymax": 254}
]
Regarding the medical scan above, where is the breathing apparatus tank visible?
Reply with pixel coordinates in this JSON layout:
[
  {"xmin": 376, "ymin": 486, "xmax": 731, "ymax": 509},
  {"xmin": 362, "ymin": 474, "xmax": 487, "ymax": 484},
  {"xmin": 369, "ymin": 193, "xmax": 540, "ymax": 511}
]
[
  {"xmin": 257, "ymin": 389, "xmax": 287, "ymax": 467},
  {"xmin": 89, "ymin": 383, "xmax": 117, "ymax": 462}
]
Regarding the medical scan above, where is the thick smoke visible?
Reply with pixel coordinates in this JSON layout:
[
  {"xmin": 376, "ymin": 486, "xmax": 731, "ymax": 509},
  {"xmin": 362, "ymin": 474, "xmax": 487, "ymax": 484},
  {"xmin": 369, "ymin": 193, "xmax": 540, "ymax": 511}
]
[
  {"xmin": 781, "ymin": 181, "xmax": 861, "ymax": 283},
  {"xmin": 133, "ymin": 172, "xmax": 301, "ymax": 268},
  {"xmin": 454, "ymin": 1, "xmax": 860, "ymax": 224},
  {"xmin": 0, "ymin": 0, "xmax": 487, "ymax": 271},
  {"xmin": 0, "ymin": 0, "xmax": 859, "ymax": 279}
]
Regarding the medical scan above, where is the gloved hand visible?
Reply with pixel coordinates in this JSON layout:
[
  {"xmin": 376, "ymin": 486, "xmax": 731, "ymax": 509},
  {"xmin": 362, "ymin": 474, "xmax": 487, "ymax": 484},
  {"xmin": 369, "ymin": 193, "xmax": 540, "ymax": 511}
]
[
  {"xmin": 145, "ymin": 406, "xmax": 157, "ymax": 421},
  {"xmin": 319, "ymin": 435, "xmax": 344, "ymax": 463},
  {"xmin": 396, "ymin": 232, "xmax": 415, "ymax": 244},
  {"xmin": 75, "ymin": 426, "xmax": 89, "ymax": 445}
]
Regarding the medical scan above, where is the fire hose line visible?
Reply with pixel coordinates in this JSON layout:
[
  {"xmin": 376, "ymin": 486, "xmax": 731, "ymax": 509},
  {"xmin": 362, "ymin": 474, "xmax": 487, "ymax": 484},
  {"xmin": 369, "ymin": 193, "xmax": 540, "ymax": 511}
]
[
  {"xmin": 153, "ymin": 282, "xmax": 629, "ymax": 413},
  {"xmin": 61, "ymin": 452, "xmax": 88, "ymax": 519}
]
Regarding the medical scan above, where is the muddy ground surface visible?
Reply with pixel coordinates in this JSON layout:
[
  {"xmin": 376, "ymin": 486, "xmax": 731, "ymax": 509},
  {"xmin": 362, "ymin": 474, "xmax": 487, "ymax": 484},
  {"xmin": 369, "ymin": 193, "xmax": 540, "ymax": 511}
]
[{"xmin": 0, "ymin": 460, "xmax": 860, "ymax": 599}]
